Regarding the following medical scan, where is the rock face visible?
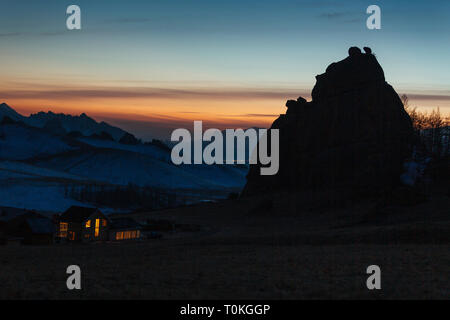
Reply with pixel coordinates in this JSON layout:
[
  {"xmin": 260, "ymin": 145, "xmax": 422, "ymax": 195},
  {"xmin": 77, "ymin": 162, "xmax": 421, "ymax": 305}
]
[{"xmin": 243, "ymin": 47, "xmax": 414, "ymax": 197}]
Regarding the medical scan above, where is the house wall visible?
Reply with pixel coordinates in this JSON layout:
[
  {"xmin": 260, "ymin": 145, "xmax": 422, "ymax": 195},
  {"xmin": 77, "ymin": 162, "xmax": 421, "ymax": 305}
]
[
  {"xmin": 81, "ymin": 212, "xmax": 109, "ymax": 242},
  {"xmin": 58, "ymin": 211, "xmax": 109, "ymax": 242},
  {"xmin": 57, "ymin": 221, "xmax": 81, "ymax": 240},
  {"xmin": 69, "ymin": 222, "xmax": 82, "ymax": 241},
  {"xmin": 109, "ymin": 229, "xmax": 141, "ymax": 241}
]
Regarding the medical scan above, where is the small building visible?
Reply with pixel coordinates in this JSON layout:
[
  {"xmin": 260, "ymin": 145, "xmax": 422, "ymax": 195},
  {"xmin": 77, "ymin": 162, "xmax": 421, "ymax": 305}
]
[
  {"xmin": 58, "ymin": 206, "xmax": 109, "ymax": 242},
  {"xmin": 5, "ymin": 214, "xmax": 55, "ymax": 245},
  {"xmin": 0, "ymin": 207, "xmax": 30, "ymax": 224},
  {"xmin": 109, "ymin": 217, "xmax": 142, "ymax": 241}
]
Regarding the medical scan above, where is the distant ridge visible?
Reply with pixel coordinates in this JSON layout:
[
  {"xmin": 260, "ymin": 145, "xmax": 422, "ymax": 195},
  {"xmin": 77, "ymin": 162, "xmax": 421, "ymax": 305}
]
[{"xmin": 0, "ymin": 103, "xmax": 128, "ymax": 141}]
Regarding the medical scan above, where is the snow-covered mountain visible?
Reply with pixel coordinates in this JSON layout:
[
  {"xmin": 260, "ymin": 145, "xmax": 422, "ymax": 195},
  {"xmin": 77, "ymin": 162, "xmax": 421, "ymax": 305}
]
[
  {"xmin": 0, "ymin": 103, "xmax": 127, "ymax": 141},
  {"xmin": 0, "ymin": 104, "xmax": 248, "ymax": 212},
  {"xmin": 0, "ymin": 123, "xmax": 74, "ymax": 160},
  {"xmin": 0, "ymin": 103, "xmax": 26, "ymax": 122}
]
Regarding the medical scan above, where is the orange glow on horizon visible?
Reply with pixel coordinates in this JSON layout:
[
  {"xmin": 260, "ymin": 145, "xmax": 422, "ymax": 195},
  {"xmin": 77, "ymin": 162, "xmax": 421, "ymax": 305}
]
[
  {"xmin": 2, "ymin": 82, "xmax": 449, "ymax": 138},
  {"xmin": 3, "ymin": 96, "xmax": 284, "ymax": 130}
]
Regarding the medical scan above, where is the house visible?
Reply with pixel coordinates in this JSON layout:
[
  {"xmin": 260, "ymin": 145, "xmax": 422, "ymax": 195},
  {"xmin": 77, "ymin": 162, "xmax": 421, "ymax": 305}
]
[
  {"xmin": 109, "ymin": 217, "xmax": 142, "ymax": 241},
  {"xmin": 58, "ymin": 206, "xmax": 109, "ymax": 242},
  {"xmin": 0, "ymin": 207, "xmax": 30, "ymax": 224},
  {"xmin": 5, "ymin": 213, "xmax": 55, "ymax": 245}
]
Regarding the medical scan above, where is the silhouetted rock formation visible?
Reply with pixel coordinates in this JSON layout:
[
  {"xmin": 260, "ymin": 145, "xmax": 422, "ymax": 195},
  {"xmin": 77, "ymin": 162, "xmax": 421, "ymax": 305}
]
[
  {"xmin": 243, "ymin": 47, "xmax": 414, "ymax": 197},
  {"xmin": 363, "ymin": 47, "xmax": 372, "ymax": 54}
]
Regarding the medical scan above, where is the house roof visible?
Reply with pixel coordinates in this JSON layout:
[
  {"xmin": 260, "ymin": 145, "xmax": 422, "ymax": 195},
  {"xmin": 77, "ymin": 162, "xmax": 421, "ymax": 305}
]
[
  {"xmin": 110, "ymin": 217, "xmax": 142, "ymax": 230},
  {"xmin": 0, "ymin": 207, "xmax": 31, "ymax": 222},
  {"xmin": 25, "ymin": 217, "xmax": 55, "ymax": 234},
  {"xmin": 5, "ymin": 214, "xmax": 54, "ymax": 236},
  {"xmin": 60, "ymin": 206, "xmax": 101, "ymax": 223}
]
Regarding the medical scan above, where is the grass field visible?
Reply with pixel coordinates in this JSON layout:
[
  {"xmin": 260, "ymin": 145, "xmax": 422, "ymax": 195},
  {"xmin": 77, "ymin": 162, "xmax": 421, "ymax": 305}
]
[{"xmin": 1, "ymin": 192, "xmax": 449, "ymax": 299}]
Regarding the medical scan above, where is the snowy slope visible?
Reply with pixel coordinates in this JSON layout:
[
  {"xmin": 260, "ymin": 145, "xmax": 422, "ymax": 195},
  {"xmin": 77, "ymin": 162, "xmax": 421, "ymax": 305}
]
[
  {"xmin": 0, "ymin": 161, "xmax": 84, "ymax": 181},
  {"xmin": 0, "ymin": 181, "xmax": 116, "ymax": 213},
  {"xmin": 77, "ymin": 137, "xmax": 171, "ymax": 162},
  {"xmin": 33, "ymin": 148, "xmax": 247, "ymax": 189},
  {"xmin": 0, "ymin": 124, "xmax": 74, "ymax": 160},
  {"xmin": 0, "ymin": 122, "xmax": 247, "ymax": 190},
  {"xmin": 0, "ymin": 103, "xmax": 248, "ymax": 212}
]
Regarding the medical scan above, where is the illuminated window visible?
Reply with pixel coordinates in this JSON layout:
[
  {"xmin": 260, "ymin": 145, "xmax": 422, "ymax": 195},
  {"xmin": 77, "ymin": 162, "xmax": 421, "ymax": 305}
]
[
  {"xmin": 69, "ymin": 231, "xmax": 76, "ymax": 240},
  {"xmin": 59, "ymin": 222, "xmax": 68, "ymax": 238},
  {"xmin": 95, "ymin": 219, "xmax": 100, "ymax": 237},
  {"xmin": 102, "ymin": 219, "xmax": 107, "ymax": 227},
  {"xmin": 115, "ymin": 231, "xmax": 140, "ymax": 240},
  {"xmin": 85, "ymin": 220, "xmax": 91, "ymax": 228}
]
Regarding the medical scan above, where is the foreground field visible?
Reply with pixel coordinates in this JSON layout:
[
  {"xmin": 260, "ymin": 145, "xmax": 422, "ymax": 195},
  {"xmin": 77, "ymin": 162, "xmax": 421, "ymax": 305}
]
[{"xmin": 1, "ymin": 192, "xmax": 449, "ymax": 299}]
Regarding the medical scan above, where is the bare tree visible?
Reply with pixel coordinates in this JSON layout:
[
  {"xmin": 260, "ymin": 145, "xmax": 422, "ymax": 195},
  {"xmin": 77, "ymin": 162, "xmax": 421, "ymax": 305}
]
[{"xmin": 402, "ymin": 94, "xmax": 449, "ymax": 158}]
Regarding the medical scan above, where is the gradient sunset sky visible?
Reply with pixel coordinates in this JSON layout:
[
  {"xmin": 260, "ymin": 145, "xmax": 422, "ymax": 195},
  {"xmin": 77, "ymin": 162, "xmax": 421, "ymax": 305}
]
[{"xmin": 1, "ymin": 0, "xmax": 449, "ymax": 139}]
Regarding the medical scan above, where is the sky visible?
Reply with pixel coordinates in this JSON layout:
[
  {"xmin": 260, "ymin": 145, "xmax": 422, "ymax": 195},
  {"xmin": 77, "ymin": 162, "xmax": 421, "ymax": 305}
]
[{"xmin": 0, "ymin": 0, "xmax": 449, "ymax": 140}]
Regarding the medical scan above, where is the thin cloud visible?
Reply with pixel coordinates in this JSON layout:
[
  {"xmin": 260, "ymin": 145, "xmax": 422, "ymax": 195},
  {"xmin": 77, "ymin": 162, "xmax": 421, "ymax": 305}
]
[
  {"xmin": 0, "ymin": 86, "xmax": 308, "ymax": 101},
  {"xmin": 3, "ymin": 84, "xmax": 449, "ymax": 105},
  {"xmin": 0, "ymin": 32, "xmax": 23, "ymax": 37},
  {"xmin": 317, "ymin": 11, "xmax": 361, "ymax": 23},
  {"xmin": 319, "ymin": 12, "xmax": 348, "ymax": 19},
  {"xmin": 0, "ymin": 31, "xmax": 86, "ymax": 38},
  {"xmin": 405, "ymin": 94, "xmax": 450, "ymax": 101},
  {"xmin": 103, "ymin": 17, "xmax": 154, "ymax": 24},
  {"xmin": 243, "ymin": 114, "xmax": 279, "ymax": 118}
]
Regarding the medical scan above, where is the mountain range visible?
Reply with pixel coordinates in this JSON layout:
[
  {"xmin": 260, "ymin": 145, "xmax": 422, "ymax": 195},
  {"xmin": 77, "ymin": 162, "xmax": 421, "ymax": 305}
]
[
  {"xmin": 0, "ymin": 103, "xmax": 128, "ymax": 141},
  {"xmin": 0, "ymin": 103, "xmax": 248, "ymax": 213}
]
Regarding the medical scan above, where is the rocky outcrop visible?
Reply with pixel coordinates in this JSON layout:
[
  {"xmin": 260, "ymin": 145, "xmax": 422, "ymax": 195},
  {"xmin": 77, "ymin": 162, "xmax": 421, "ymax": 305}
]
[{"xmin": 243, "ymin": 47, "xmax": 414, "ymax": 197}]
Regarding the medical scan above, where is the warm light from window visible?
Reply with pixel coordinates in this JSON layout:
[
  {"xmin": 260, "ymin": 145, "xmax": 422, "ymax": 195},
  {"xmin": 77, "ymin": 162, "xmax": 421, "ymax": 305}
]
[
  {"xmin": 85, "ymin": 220, "xmax": 91, "ymax": 228},
  {"xmin": 95, "ymin": 219, "xmax": 100, "ymax": 237},
  {"xmin": 102, "ymin": 219, "xmax": 107, "ymax": 227},
  {"xmin": 59, "ymin": 222, "xmax": 68, "ymax": 238},
  {"xmin": 115, "ymin": 230, "xmax": 139, "ymax": 240}
]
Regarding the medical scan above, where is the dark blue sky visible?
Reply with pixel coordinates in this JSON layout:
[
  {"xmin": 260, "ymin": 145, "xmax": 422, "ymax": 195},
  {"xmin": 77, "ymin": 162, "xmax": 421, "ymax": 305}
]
[{"xmin": 0, "ymin": 0, "xmax": 449, "ymax": 139}]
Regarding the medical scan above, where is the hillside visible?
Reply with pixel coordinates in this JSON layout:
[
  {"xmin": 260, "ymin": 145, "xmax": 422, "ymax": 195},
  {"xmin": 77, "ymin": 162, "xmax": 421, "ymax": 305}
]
[{"xmin": 0, "ymin": 107, "xmax": 248, "ymax": 212}]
